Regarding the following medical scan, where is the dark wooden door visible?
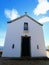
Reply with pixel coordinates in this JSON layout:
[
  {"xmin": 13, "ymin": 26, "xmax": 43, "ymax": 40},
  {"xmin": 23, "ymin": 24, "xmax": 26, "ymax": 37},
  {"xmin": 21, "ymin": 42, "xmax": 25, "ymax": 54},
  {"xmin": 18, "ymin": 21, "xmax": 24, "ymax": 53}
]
[{"xmin": 21, "ymin": 37, "xmax": 30, "ymax": 57}]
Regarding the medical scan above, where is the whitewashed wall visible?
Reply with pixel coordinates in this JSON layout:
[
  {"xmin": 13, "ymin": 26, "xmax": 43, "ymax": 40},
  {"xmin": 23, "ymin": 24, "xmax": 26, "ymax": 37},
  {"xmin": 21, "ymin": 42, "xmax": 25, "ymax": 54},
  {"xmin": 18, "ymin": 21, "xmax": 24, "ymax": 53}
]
[{"xmin": 2, "ymin": 16, "xmax": 46, "ymax": 57}]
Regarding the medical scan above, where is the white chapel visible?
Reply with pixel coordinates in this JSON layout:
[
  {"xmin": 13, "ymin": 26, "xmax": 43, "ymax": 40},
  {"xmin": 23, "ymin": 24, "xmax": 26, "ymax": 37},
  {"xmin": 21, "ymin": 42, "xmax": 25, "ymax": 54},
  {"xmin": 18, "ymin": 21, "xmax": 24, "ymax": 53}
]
[{"xmin": 2, "ymin": 13, "xmax": 46, "ymax": 57}]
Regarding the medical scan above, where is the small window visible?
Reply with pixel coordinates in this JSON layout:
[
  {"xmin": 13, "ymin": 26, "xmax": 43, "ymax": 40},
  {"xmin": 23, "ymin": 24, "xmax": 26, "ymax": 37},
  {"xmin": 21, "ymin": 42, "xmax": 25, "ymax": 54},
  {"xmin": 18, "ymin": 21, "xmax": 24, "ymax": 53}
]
[
  {"xmin": 24, "ymin": 22, "xmax": 28, "ymax": 30},
  {"xmin": 37, "ymin": 45, "xmax": 39, "ymax": 49},
  {"xmin": 12, "ymin": 44, "xmax": 14, "ymax": 49}
]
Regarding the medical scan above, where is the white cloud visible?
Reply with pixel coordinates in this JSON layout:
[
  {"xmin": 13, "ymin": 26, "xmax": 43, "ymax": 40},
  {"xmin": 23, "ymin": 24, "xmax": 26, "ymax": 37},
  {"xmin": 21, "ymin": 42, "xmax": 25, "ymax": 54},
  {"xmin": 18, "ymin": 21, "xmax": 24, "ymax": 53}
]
[
  {"xmin": 5, "ymin": 9, "xmax": 19, "ymax": 20},
  {"xmin": 38, "ymin": 0, "xmax": 47, "ymax": 3},
  {"xmin": 33, "ymin": 0, "xmax": 49, "ymax": 16},
  {"xmin": 0, "ymin": 39, "xmax": 4, "ymax": 46},
  {"xmin": 0, "ymin": 32, "xmax": 6, "ymax": 46},
  {"xmin": 38, "ymin": 17, "xmax": 49, "ymax": 23}
]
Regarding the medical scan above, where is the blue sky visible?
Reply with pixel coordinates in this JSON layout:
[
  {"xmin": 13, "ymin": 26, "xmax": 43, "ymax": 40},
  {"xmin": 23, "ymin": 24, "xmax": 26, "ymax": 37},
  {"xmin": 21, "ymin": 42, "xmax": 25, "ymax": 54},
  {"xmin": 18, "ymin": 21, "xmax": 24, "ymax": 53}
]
[{"xmin": 0, "ymin": 0, "xmax": 49, "ymax": 47}]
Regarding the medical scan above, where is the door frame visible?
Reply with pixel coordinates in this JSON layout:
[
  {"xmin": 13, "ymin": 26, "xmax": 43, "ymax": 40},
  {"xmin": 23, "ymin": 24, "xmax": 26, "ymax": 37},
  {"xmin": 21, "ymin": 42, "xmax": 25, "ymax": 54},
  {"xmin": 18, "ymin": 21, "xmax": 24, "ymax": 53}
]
[{"xmin": 21, "ymin": 36, "xmax": 31, "ymax": 57}]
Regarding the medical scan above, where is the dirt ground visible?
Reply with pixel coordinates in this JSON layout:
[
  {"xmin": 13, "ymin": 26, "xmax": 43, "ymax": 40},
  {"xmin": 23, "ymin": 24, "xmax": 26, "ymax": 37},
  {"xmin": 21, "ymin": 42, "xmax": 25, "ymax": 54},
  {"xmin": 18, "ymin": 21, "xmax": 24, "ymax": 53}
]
[
  {"xmin": 0, "ymin": 51, "xmax": 49, "ymax": 65},
  {"xmin": 0, "ymin": 59, "xmax": 49, "ymax": 65}
]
